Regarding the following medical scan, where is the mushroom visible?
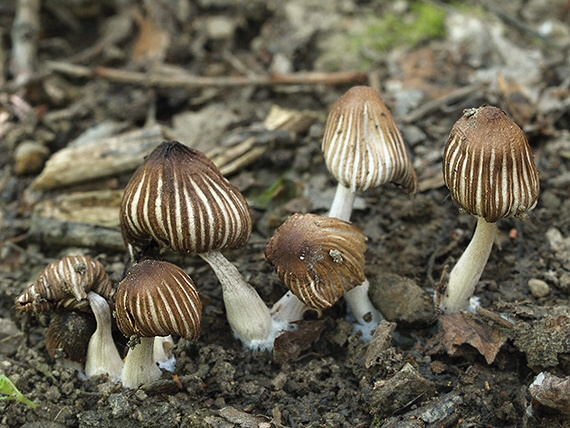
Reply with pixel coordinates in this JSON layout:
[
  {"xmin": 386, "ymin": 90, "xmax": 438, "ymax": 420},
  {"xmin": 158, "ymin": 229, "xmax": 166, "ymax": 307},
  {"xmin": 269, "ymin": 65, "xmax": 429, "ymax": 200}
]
[
  {"xmin": 120, "ymin": 141, "xmax": 275, "ymax": 349},
  {"xmin": 440, "ymin": 105, "xmax": 540, "ymax": 313},
  {"xmin": 46, "ymin": 311, "xmax": 96, "ymax": 372},
  {"xmin": 15, "ymin": 255, "xmax": 123, "ymax": 380},
  {"xmin": 321, "ymin": 86, "xmax": 418, "ymax": 327},
  {"xmin": 265, "ymin": 213, "xmax": 367, "ymax": 310},
  {"xmin": 115, "ymin": 258, "xmax": 202, "ymax": 389}
]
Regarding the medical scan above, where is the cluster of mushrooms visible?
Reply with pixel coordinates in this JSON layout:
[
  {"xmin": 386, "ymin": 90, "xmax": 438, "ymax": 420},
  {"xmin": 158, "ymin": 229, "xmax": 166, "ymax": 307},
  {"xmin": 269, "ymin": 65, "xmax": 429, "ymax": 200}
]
[{"xmin": 14, "ymin": 86, "xmax": 540, "ymax": 389}]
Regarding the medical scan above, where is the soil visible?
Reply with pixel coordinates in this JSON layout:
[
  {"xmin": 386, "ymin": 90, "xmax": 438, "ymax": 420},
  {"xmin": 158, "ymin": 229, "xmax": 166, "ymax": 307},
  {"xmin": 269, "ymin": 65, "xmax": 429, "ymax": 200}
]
[{"xmin": 1, "ymin": 1, "xmax": 570, "ymax": 427}]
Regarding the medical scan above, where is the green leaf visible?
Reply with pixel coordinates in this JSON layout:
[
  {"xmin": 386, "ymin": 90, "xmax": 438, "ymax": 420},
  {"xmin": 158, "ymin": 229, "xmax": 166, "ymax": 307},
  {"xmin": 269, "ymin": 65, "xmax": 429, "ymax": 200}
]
[{"xmin": 0, "ymin": 375, "xmax": 37, "ymax": 409}]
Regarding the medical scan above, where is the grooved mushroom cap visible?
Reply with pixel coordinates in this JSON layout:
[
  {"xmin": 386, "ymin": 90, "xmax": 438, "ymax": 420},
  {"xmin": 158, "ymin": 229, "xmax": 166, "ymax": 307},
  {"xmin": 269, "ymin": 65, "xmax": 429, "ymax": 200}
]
[
  {"xmin": 443, "ymin": 106, "xmax": 540, "ymax": 223},
  {"xmin": 120, "ymin": 141, "xmax": 252, "ymax": 255},
  {"xmin": 264, "ymin": 213, "xmax": 367, "ymax": 310},
  {"xmin": 115, "ymin": 259, "xmax": 202, "ymax": 340},
  {"xmin": 321, "ymin": 86, "xmax": 418, "ymax": 194},
  {"xmin": 46, "ymin": 311, "xmax": 96, "ymax": 363},
  {"xmin": 15, "ymin": 256, "xmax": 114, "ymax": 313}
]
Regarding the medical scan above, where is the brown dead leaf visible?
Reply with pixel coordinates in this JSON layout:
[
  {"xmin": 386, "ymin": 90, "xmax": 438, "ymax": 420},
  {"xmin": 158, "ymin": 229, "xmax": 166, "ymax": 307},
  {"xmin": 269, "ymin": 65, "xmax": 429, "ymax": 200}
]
[
  {"xmin": 132, "ymin": 12, "xmax": 170, "ymax": 64},
  {"xmin": 529, "ymin": 372, "xmax": 570, "ymax": 415},
  {"xmin": 272, "ymin": 320, "xmax": 325, "ymax": 364},
  {"xmin": 439, "ymin": 312, "xmax": 509, "ymax": 364},
  {"xmin": 497, "ymin": 73, "xmax": 536, "ymax": 128}
]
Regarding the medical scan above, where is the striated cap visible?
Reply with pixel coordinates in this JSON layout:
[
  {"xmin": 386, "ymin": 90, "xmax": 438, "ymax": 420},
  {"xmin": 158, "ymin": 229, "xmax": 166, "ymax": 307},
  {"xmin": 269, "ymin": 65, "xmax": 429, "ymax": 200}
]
[
  {"xmin": 265, "ymin": 213, "xmax": 367, "ymax": 310},
  {"xmin": 120, "ymin": 141, "xmax": 252, "ymax": 256},
  {"xmin": 321, "ymin": 86, "xmax": 417, "ymax": 194},
  {"xmin": 115, "ymin": 259, "xmax": 202, "ymax": 340},
  {"xmin": 15, "ymin": 255, "xmax": 114, "ymax": 313},
  {"xmin": 443, "ymin": 105, "xmax": 540, "ymax": 223},
  {"xmin": 45, "ymin": 311, "xmax": 96, "ymax": 364}
]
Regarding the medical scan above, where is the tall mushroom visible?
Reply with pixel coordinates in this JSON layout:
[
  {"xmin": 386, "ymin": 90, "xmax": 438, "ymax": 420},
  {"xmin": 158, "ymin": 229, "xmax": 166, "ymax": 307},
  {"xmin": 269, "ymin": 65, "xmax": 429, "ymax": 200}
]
[
  {"xmin": 321, "ymin": 86, "xmax": 418, "ymax": 327},
  {"xmin": 265, "ymin": 213, "xmax": 367, "ymax": 311},
  {"xmin": 120, "ymin": 141, "xmax": 275, "ymax": 349},
  {"xmin": 440, "ymin": 105, "xmax": 540, "ymax": 313},
  {"xmin": 15, "ymin": 255, "xmax": 123, "ymax": 380},
  {"xmin": 115, "ymin": 258, "xmax": 202, "ymax": 389}
]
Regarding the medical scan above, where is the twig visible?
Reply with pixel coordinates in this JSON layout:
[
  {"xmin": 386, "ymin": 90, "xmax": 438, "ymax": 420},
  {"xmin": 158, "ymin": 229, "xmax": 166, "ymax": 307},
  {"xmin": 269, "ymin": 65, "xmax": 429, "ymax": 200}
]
[
  {"xmin": 10, "ymin": 0, "xmax": 41, "ymax": 85},
  {"xmin": 402, "ymin": 83, "xmax": 484, "ymax": 123},
  {"xmin": 45, "ymin": 60, "xmax": 368, "ymax": 89}
]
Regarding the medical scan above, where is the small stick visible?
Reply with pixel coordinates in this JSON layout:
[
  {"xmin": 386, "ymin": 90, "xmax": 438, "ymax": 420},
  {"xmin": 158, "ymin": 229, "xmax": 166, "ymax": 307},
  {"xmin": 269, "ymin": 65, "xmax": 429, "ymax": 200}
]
[
  {"xmin": 45, "ymin": 61, "xmax": 368, "ymax": 89},
  {"xmin": 10, "ymin": 0, "xmax": 41, "ymax": 85},
  {"xmin": 475, "ymin": 306, "xmax": 515, "ymax": 329},
  {"xmin": 402, "ymin": 83, "xmax": 484, "ymax": 123}
]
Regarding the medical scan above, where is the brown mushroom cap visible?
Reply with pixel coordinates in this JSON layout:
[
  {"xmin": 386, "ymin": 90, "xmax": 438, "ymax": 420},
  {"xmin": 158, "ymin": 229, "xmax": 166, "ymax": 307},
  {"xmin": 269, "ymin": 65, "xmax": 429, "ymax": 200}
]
[
  {"xmin": 46, "ymin": 311, "xmax": 97, "ymax": 363},
  {"xmin": 15, "ymin": 256, "xmax": 114, "ymax": 313},
  {"xmin": 120, "ymin": 141, "xmax": 252, "ymax": 256},
  {"xmin": 265, "ymin": 213, "xmax": 367, "ymax": 310},
  {"xmin": 115, "ymin": 259, "xmax": 202, "ymax": 340},
  {"xmin": 443, "ymin": 106, "xmax": 540, "ymax": 223},
  {"xmin": 321, "ymin": 86, "xmax": 417, "ymax": 194}
]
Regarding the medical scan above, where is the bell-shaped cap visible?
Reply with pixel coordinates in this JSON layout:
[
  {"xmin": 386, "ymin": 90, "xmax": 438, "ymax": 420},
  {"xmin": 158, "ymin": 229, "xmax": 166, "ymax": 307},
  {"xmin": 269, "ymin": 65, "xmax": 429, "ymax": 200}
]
[
  {"xmin": 15, "ymin": 256, "xmax": 114, "ymax": 312},
  {"xmin": 120, "ymin": 141, "xmax": 252, "ymax": 256},
  {"xmin": 443, "ymin": 105, "xmax": 540, "ymax": 223},
  {"xmin": 265, "ymin": 213, "xmax": 366, "ymax": 310},
  {"xmin": 115, "ymin": 259, "xmax": 202, "ymax": 340},
  {"xmin": 322, "ymin": 86, "xmax": 417, "ymax": 194}
]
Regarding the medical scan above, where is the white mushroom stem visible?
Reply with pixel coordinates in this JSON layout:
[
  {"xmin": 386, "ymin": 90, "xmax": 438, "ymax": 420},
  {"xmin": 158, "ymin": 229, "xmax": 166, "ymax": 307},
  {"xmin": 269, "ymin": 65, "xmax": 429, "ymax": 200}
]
[
  {"xmin": 154, "ymin": 335, "xmax": 175, "ymax": 371},
  {"xmin": 84, "ymin": 292, "xmax": 123, "ymax": 381},
  {"xmin": 328, "ymin": 183, "xmax": 383, "ymax": 327},
  {"xmin": 328, "ymin": 183, "xmax": 356, "ymax": 222},
  {"xmin": 270, "ymin": 290, "xmax": 314, "ymax": 325},
  {"xmin": 439, "ymin": 217, "xmax": 497, "ymax": 314},
  {"xmin": 199, "ymin": 250, "xmax": 274, "ymax": 350},
  {"xmin": 121, "ymin": 337, "xmax": 161, "ymax": 389},
  {"xmin": 343, "ymin": 279, "xmax": 383, "ymax": 324}
]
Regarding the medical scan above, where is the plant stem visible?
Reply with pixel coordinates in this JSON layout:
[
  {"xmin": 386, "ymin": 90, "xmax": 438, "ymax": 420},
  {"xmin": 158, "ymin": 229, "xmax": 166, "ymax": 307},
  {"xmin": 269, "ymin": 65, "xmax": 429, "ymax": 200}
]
[
  {"xmin": 439, "ymin": 216, "xmax": 497, "ymax": 314},
  {"xmin": 328, "ymin": 183, "xmax": 356, "ymax": 221},
  {"xmin": 84, "ymin": 292, "xmax": 123, "ymax": 381},
  {"xmin": 199, "ymin": 250, "xmax": 273, "ymax": 350},
  {"xmin": 270, "ymin": 290, "xmax": 313, "ymax": 325},
  {"xmin": 121, "ymin": 337, "xmax": 161, "ymax": 389}
]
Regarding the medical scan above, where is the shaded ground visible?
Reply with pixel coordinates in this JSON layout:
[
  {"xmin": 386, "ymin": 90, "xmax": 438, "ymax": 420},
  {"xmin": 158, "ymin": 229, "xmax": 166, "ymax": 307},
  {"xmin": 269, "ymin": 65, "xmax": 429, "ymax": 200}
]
[{"xmin": 1, "ymin": 0, "xmax": 570, "ymax": 427}]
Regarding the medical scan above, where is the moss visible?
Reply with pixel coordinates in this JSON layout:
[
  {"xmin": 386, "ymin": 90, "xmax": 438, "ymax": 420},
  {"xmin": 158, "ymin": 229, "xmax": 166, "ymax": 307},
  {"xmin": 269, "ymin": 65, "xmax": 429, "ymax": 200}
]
[
  {"xmin": 316, "ymin": 1, "xmax": 446, "ymax": 71},
  {"xmin": 356, "ymin": 2, "xmax": 446, "ymax": 54}
]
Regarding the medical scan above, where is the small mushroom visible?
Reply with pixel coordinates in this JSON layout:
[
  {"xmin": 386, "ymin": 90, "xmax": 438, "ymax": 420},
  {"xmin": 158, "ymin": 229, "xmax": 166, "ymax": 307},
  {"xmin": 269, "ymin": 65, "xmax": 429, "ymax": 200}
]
[
  {"xmin": 265, "ymin": 213, "xmax": 367, "ymax": 310},
  {"xmin": 322, "ymin": 85, "xmax": 417, "ymax": 220},
  {"xmin": 439, "ymin": 105, "xmax": 540, "ymax": 313},
  {"xmin": 46, "ymin": 311, "xmax": 96, "ymax": 371},
  {"xmin": 15, "ymin": 255, "xmax": 114, "ymax": 312},
  {"xmin": 15, "ymin": 255, "xmax": 123, "ymax": 380},
  {"xmin": 115, "ymin": 258, "xmax": 202, "ymax": 389},
  {"xmin": 321, "ymin": 86, "xmax": 418, "ymax": 328},
  {"xmin": 120, "ymin": 141, "xmax": 274, "ymax": 350}
]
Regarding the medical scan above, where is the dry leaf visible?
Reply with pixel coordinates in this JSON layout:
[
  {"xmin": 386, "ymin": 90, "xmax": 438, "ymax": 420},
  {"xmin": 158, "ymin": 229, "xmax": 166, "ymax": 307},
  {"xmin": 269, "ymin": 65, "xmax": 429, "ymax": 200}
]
[
  {"xmin": 497, "ymin": 73, "xmax": 536, "ymax": 128},
  {"xmin": 439, "ymin": 312, "xmax": 509, "ymax": 364},
  {"xmin": 132, "ymin": 13, "xmax": 170, "ymax": 64},
  {"xmin": 529, "ymin": 372, "xmax": 570, "ymax": 415},
  {"xmin": 272, "ymin": 320, "xmax": 325, "ymax": 364}
]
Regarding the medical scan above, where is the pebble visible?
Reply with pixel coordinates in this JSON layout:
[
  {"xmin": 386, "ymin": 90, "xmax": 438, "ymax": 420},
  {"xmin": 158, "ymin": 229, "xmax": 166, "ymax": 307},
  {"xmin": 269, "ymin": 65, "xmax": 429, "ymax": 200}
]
[
  {"xmin": 13, "ymin": 141, "xmax": 50, "ymax": 175},
  {"xmin": 528, "ymin": 278, "xmax": 550, "ymax": 298}
]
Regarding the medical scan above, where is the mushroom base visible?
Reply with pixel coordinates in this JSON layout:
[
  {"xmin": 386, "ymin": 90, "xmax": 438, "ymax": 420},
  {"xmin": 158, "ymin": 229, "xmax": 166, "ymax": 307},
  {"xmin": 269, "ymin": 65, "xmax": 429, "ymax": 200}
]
[{"xmin": 121, "ymin": 337, "xmax": 162, "ymax": 389}]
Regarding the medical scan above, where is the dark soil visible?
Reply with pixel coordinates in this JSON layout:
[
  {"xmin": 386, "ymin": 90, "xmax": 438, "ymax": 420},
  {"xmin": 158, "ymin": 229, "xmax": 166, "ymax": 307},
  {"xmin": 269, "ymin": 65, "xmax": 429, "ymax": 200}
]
[{"xmin": 1, "ymin": 1, "xmax": 570, "ymax": 427}]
